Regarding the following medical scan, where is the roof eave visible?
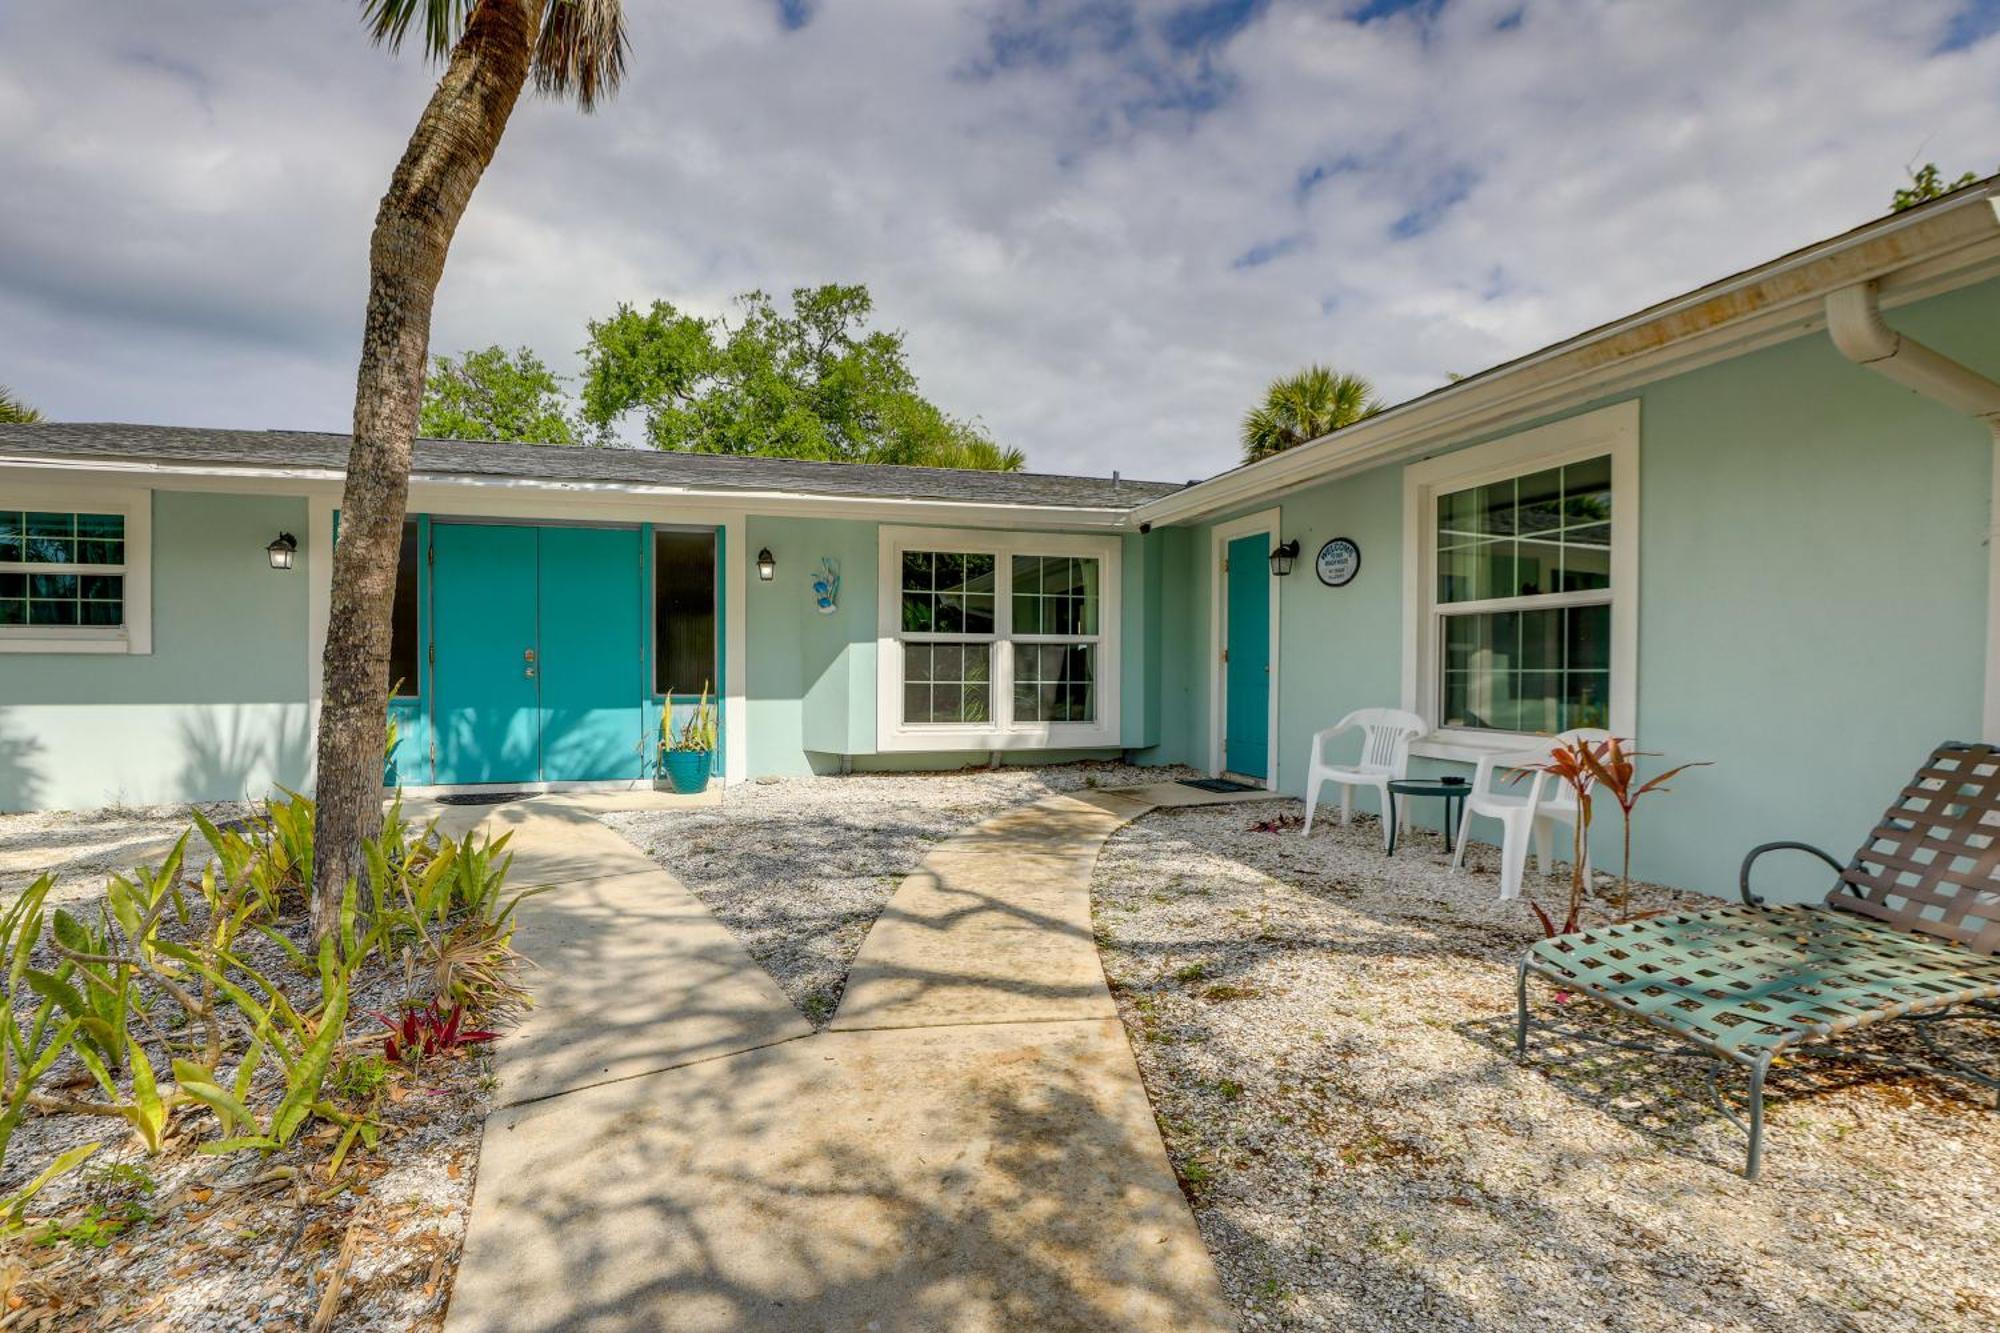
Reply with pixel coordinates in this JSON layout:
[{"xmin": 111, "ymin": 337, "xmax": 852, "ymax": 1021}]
[
  {"xmin": 0, "ymin": 452, "xmax": 1152, "ymax": 531},
  {"xmin": 1137, "ymin": 183, "xmax": 2000, "ymax": 528}
]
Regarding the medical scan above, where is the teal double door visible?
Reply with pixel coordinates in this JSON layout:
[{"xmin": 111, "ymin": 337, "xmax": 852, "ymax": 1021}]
[{"xmin": 430, "ymin": 523, "xmax": 646, "ymax": 786}]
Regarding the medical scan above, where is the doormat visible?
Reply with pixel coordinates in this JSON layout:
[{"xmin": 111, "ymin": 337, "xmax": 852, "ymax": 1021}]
[
  {"xmin": 1178, "ymin": 778, "xmax": 1262, "ymax": 794},
  {"xmin": 435, "ymin": 792, "xmax": 530, "ymax": 806}
]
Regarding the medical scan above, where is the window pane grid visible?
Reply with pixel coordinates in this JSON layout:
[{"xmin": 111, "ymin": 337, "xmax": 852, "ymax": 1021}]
[
  {"xmin": 1435, "ymin": 457, "xmax": 1611, "ymax": 604},
  {"xmin": 1012, "ymin": 642, "xmax": 1096, "ymax": 723},
  {"xmin": 1010, "ymin": 554, "xmax": 1099, "ymax": 637},
  {"xmin": 901, "ymin": 550, "xmax": 996, "ymax": 636},
  {"xmin": 1438, "ymin": 603, "xmax": 1610, "ymax": 733},
  {"xmin": 0, "ymin": 511, "xmax": 127, "ymax": 628},
  {"xmin": 902, "ymin": 641, "xmax": 992, "ymax": 725}
]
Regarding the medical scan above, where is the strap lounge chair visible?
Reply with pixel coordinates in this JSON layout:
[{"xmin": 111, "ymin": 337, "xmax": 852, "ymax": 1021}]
[{"xmin": 1515, "ymin": 741, "xmax": 2000, "ymax": 1179}]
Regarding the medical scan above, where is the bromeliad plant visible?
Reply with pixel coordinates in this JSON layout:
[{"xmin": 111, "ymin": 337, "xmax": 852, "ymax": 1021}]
[{"xmin": 374, "ymin": 1000, "xmax": 496, "ymax": 1067}]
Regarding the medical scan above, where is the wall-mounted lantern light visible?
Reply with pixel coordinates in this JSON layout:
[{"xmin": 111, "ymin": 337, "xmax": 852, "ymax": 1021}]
[
  {"xmin": 1268, "ymin": 539, "xmax": 1300, "ymax": 578},
  {"xmin": 756, "ymin": 547, "xmax": 776, "ymax": 582},
  {"xmin": 267, "ymin": 532, "xmax": 298, "ymax": 571}
]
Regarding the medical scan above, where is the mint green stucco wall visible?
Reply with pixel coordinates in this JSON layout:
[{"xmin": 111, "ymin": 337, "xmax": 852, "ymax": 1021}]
[
  {"xmin": 1169, "ymin": 278, "xmax": 2000, "ymax": 900},
  {"xmin": 742, "ymin": 514, "xmax": 1172, "ymax": 777},
  {"xmin": 0, "ymin": 490, "xmax": 312, "ymax": 811},
  {"xmin": 744, "ymin": 515, "xmax": 881, "ymax": 776}
]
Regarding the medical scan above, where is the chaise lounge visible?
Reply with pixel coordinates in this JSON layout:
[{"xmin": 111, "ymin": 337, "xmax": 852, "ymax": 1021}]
[{"xmin": 1515, "ymin": 741, "xmax": 2000, "ymax": 1179}]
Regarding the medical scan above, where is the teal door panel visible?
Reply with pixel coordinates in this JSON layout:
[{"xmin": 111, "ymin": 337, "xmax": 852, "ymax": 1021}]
[
  {"xmin": 386, "ymin": 698, "xmax": 428, "ymax": 787},
  {"xmin": 539, "ymin": 526, "xmax": 646, "ymax": 782},
  {"xmin": 432, "ymin": 525, "xmax": 541, "ymax": 785},
  {"xmin": 1224, "ymin": 533, "xmax": 1271, "ymax": 781}
]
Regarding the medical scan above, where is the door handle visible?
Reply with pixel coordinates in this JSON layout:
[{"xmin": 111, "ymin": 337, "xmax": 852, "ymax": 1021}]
[{"xmin": 524, "ymin": 647, "xmax": 537, "ymax": 679}]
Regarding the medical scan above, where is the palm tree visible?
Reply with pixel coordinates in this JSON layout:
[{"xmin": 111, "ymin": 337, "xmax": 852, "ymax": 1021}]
[
  {"xmin": 0, "ymin": 388, "xmax": 42, "ymax": 423},
  {"xmin": 312, "ymin": 0, "xmax": 626, "ymax": 939},
  {"xmin": 1240, "ymin": 364, "xmax": 1381, "ymax": 464}
]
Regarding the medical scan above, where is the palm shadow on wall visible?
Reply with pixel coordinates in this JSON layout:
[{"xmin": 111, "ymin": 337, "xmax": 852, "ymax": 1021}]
[
  {"xmin": 0, "ymin": 708, "xmax": 45, "ymax": 812},
  {"xmin": 176, "ymin": 704, "xmax": 313, "ymax": 804}
]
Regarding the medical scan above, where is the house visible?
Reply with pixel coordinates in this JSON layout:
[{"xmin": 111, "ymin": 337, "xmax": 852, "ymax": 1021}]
[{"xmin": 4, "ymin": 181, "xmax": 1998, "ymax": 900}]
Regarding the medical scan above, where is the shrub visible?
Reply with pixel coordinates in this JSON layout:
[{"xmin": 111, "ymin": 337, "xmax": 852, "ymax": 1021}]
[{"xmin": 375, "ymin": 1001, "xmax": 497, "ymax": 1068}]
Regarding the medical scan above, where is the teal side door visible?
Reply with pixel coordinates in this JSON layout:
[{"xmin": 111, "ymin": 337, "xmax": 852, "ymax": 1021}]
[
  {"xmin": 1224, "ymin": 533, "xmax": 1271, "ymax": 781},
  {"xmin": 432, "ymin": 524, "xmax": 542, "ymax": 785},
  {"xmin": 539, "ymin": 526, "xmax": 645, "ymax": 782}
]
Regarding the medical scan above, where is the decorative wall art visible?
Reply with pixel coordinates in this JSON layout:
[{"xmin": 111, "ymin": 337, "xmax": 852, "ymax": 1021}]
[{"xmin": 812, "ymin": 557, "xmax": 841, "ymax": 614}]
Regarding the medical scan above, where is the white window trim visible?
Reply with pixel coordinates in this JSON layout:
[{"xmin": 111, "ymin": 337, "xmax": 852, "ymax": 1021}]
[
  {"xmin": 0, "ymin": 483, "xmax": 152, "ymax": 655},
  {"xmin": 876, "ymin": 525, "xmax": 1121, "ymax": 752},
  {"xmin": 1400, "ymin": 400, "xmax": 1638, "ymax": 761},
  {"xmin": 1206, "ymin": 507, "xmax": 1282, "ymax": 790}
]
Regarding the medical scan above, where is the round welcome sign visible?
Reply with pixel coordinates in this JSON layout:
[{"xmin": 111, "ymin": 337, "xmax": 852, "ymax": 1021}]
[{"xmin": 1315, "ymin": 537, "xmax": 1361, "ymax": 587}]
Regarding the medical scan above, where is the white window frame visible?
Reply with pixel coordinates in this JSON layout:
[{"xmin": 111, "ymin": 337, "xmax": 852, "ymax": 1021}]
[
  {"xmin": 0, "ymin": 483, "xmax": 152, "ymax": 655},
  {"xmin": 1401, "ymin": 401, "xmax": 1638, "ymax": 760},
  {"xmin": 876, "ymin": 525, "xmax": 1121, "ymax": 752}
]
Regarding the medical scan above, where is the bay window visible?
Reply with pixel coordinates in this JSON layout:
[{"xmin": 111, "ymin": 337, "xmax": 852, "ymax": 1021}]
[
  {"xmin": 878, "ymin": 528, "xmax": 1119, "ymax": 750},
  {"xmin": 1404, "ymin": 402, "xmax": 1636, "ymax": 750}
]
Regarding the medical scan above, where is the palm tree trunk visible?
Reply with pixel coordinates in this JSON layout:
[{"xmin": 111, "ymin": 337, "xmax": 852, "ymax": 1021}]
[{"xmin": 313, "ymin": 0, "xmax": 546, "ymax": 940}]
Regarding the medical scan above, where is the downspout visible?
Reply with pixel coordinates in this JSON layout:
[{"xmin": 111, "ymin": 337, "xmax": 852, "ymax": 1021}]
[{"xmin": 1826, "ymin": 282, "xmax": 2000, "ymax": 738}]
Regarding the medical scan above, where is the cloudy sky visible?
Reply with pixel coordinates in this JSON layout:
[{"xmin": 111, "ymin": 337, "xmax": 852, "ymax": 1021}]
[{"xmin": 2, "ymin": 1, "xmax": 1998, "ymax": 482}]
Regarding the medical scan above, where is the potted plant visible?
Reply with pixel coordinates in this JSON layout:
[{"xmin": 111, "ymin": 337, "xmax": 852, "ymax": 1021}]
[{"xmin": 660, "ymin": 683, "xmax": 717, "ymax": 795}]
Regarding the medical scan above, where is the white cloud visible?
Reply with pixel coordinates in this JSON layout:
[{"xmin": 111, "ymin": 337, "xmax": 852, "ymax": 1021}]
[{"xmin": 0, "ymin": 0, "xmax": 1996, "ymax": 480}]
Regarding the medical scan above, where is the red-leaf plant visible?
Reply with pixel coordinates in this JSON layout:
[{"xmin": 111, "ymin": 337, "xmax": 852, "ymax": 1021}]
[
  {"xmin": 373, "ymin": 1000, "xmax": 498, "ymax": 1066},
  {"xmin": 1519, "ymin": 735, "xmax": 1710, "ymax": 939},
  {"xmin": 1518, "ymin": 735, "xmax": 1610, "ymax": 939},
  {"xmin": 1578, "ymin": 736, "xmax": 1710, "ymax": 920}
]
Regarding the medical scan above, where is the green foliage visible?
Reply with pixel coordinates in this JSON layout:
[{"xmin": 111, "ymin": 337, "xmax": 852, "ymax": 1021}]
[
  {"xmin": 361, "ymin": 0, "xmax": 627, "ymax": 112},
  {"xmin": 0, "ymin": 386, "xmax": 42, "ymax": 424},
  {"xmin": 81, "ymin": 1159, "xmax": 157, "ymax": 1197},
  {"xmin": 327, "ymin": 1051, "xmax": 391, "ymax": 1105},
  {"xmin": 1891, "ymin": 162, "xmax": 1991, "ymax": 213},
  {"xmin": 0, "ymin": 878, "xmax": 87, "ymax": 1168},
  {"xmin": 1241, "ymin": 364, "xmax": 1382, "ymax": 463},
  {"xmin": 579, "ymin": 285, "xmax": 1023, "ymax": 470},
  {"xmin": 421, "ymin": 345, "xmax": 579, "ymax": 445},
  {"xmin": 33, "ymin": 1199, "xmax": 149, "ymax": 1249},
  {"xmin": 39, "ymin": 906, "xmax": 137, "ymax": 1074},
  {"xmin": 1, "ymin": 785, "xmax": 532, "ymax": 1186},
  {"xmin": 665, "ymin": 682, "xmax": 718, "ymax": 754},
  {"xmin": 0, "ymin": 1143, "xmax": 101, "ymax": 1235}
]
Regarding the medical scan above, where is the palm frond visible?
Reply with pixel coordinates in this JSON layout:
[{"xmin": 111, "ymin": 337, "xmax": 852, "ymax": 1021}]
[
  {"xmin": 533, "ymin": 0, "xmax": 628, "ymax": 111},
  {"xmin": 0, "ymin": 387, "xmax": 42, "ymax": 425},
  {"xmin": 1240, "ymin": 363, "xmax": 1383, "ymax": 463},
  {"xmin": 359, "ymin": 0, "xmax": 626, "ymax": 111},
  {"xmin": 360, "ymin": 0, "xmax": 468, "ymax": 59}
]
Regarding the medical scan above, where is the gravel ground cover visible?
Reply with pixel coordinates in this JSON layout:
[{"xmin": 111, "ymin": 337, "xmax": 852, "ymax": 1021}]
[
  {"xmin": 1092, "ymin": 803, "xmax": 2000, "ymax": 1332},
  {"xmin": 599, "ymin": 760, "xmax": 1196, "ymax": 1025},
  {"xmin": 0, "ymin": 802, "xmax": 496, "ymax": 1331},
  {"xmin": 0, "ymin": 802, "xmax": 253, "ymax": 907}
]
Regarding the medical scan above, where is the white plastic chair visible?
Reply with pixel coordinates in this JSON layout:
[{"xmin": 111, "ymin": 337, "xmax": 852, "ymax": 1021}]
[
  {"xmin": 1301, "ymin": 708, "xmax": 1429, "ymax": 849},
  {"xmin": 1451, "ymin": 728, "xmax": 1610, "ymax": 900}
]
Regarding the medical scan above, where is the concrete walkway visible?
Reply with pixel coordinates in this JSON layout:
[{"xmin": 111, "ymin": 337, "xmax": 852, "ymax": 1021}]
[{"xmin": 448, "ymin": 782, "xmax": 1271, "ymax": 1331}]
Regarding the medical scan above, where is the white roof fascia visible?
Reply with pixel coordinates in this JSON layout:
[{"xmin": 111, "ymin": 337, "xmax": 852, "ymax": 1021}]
[{"xmin": 0, "ymin": 455, "xmax": 1144, "ymax": 532}]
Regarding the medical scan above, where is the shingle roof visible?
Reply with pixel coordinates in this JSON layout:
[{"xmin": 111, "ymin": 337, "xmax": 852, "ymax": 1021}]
[{"xmin": 0, "ymin": 423, "xmax": 1183, "ymax": 510}]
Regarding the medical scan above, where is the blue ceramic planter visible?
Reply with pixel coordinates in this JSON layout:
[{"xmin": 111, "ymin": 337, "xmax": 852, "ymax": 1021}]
[{"xmin": 661, "ymin": 748, "xmax": 713, "ymax": 795}]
